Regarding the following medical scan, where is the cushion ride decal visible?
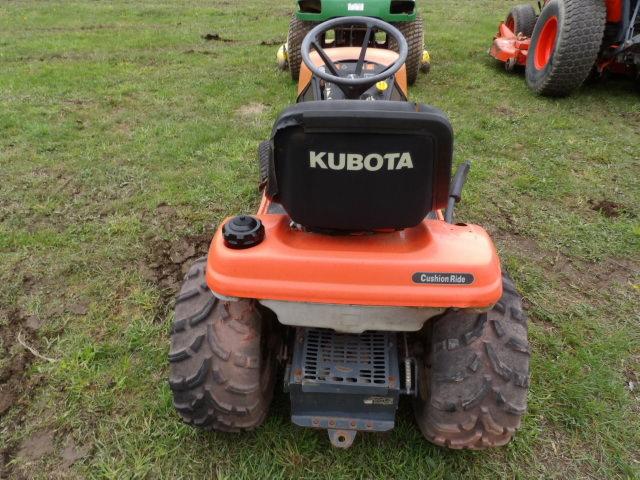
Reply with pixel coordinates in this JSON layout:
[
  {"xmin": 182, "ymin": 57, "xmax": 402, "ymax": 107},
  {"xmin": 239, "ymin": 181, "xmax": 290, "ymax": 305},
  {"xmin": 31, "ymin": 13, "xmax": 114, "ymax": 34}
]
[{"xmin": 412, "ymin": 272, "xmax": 475, "ymax": 285}]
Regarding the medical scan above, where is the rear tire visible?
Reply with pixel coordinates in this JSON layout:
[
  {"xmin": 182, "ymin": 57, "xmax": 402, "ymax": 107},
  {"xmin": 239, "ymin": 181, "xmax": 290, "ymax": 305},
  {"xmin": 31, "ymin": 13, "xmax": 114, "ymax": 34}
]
[
  {"xmin": 258, "ymin": 140, "xmax": 270, "ymax": 191},
  {"xmin": 390, "ymin": 18, "xmax": 425, "ymax": 85},
  {"xmin": 169, "ymin": 258, "xmax": 278, "ymax": 431},
  {"xmin": 414, "ymin": 272, "xmax": 530, "ymax": 449},
  {"xmin": 525, "ymin": 0, "xmax": 606, "ymax": 96},
  {"xmin": 287, "ymin": 15, "xmax": 313, "ymax": 81},
  {"xmin": 506, "ymin": 4, "xmax": 537, "ymax": 37}
]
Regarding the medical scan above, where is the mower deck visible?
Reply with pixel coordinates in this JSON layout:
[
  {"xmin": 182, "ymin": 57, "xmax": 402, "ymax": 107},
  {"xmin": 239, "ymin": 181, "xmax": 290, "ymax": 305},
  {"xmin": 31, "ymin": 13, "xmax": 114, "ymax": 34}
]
[{"xmin": 490, "ymin": 23, "xmax": 530, "ymax": 67}]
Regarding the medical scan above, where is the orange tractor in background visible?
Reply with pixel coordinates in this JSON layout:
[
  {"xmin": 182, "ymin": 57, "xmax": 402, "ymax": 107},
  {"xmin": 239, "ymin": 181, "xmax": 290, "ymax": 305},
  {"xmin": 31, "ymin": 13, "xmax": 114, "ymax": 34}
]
[{"xmin": 490, "ymin": 0, "xmax": 639, "ymax": 95}]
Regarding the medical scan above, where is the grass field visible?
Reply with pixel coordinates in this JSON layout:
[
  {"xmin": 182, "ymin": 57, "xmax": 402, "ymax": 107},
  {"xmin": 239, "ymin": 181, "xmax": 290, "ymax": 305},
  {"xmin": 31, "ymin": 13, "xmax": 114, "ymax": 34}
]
[{"xmin": 0, "ymin": 0, "xmax": 639, "ymax": 478}]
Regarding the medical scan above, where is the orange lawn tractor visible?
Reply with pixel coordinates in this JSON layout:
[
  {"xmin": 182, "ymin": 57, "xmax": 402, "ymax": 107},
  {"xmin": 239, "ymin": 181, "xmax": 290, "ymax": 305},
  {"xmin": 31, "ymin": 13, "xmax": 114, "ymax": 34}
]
[
  {"xmin": 490, "ymin": 0, "xmax": 640, "ymax": 95},
  {"xmin": 169, "ymin": 17, "xmax": 530, "ymax": 449}
]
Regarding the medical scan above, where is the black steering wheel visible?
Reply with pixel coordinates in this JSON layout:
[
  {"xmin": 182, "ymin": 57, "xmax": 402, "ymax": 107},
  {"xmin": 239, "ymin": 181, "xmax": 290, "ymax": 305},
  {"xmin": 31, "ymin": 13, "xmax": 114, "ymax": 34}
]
[{"xmin": 300, "ymin": 16, "xmax": 408, "ymax": 96}]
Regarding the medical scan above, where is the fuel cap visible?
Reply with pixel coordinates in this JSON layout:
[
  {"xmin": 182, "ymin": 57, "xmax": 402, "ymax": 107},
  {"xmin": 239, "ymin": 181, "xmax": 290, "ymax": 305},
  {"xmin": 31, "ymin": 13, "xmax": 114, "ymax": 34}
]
[{"xmin": 223, "ymin": 215, "xmax": 265, "ymax": 249}]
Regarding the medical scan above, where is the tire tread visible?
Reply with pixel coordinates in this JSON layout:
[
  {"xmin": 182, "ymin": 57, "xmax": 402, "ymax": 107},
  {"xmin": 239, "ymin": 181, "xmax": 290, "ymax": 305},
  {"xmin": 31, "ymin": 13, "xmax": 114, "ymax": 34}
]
[
  {"xmin": 526, "ymin": 0, "xmax": 606, "ymax": 96},
  {"xmin": 414, "ymin": 272, "xmax": 530, "ymax": 449},
  {"xmin": 168, "ymin": 259, "xmax": 276, "ymax": 431}
]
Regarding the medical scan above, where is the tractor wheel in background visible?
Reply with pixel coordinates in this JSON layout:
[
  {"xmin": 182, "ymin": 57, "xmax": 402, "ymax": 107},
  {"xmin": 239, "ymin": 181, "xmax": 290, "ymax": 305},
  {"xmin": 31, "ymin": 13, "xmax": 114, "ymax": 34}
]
[
  {"xmin": 287, "ymin": 15, "xmax": 313, "ymax": 81},
  {"xmin": 525, "ymin": 0, "xmax": 606, "ymax": 96},
  {"xmin": 414, "ymin": 272, "xmax": 530, "ymax": 449},
  {"xmin": 506, "ymin": 4, "xmax": 537, "ymax": 37},
  {"xmin": 390, "ymin": 18, "xmax": 424, "ymax": 85},
  {"xmin": 169, "ymin": 258, "xmax": 278, "ymax": 431}
]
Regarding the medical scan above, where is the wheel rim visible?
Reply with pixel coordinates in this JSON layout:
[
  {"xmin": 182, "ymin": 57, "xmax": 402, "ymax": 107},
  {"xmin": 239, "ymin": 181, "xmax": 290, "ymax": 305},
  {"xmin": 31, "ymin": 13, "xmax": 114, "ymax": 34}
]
[{"xmin": 534, "ymin": 16, "xmax": 558, "ymax": 70}]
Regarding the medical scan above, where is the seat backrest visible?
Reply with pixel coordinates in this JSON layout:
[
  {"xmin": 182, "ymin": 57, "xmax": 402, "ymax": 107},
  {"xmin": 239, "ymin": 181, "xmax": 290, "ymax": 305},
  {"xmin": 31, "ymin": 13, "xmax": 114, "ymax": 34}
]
[{"xmin": 266, "ymin": 100, "xmax": 453, "ymax": 231}]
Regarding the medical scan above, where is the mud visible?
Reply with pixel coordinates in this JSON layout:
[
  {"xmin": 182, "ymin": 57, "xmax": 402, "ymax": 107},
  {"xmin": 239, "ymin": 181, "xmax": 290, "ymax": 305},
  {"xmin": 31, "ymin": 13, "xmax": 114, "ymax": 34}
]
[
  {"xmin": 0, "ymin": 308, "xmax": 36, "ymax": 476},
  {"xmin": 16, "ymin": 430, "xmax": 55, "ymax": 461},
  {"xmin": 60, "ymin": 440, "xmax": 90, "ymax": 469},
  {"xmin": 24, "ymin": 314, "xmax": 45, "ymax": 331},
  {"xmin": 147, "ymin": 234, "xmax": 211, "ymax": 294},
  {"xmin": 589, "ymin": 199, "xmax": 622, "ymax": 218},
  {"xmin": 260, "ymin": 39, "xmax": 283, "ymax": 46},
  {"xmin": 145, "ymin": 233, "xmax": 211, "ymax": 322},
  {"xmin": 0, "ymin": 309, "xmax": 31, "ymax": 386},
  {"xmin": 493, "ymin": 229, "xmax": 638, "ymax": 294},
  {"xmin": 0, "ymin": 275, "xmax": 65, "ymax": 475},
  {"xmin": 201, "ymin": 33, "xmax": 234, "ymax": 42},
  {"xmin": 0, "ymin": 391, "xmax": 15, "ymax": 416},
  {"xmin": 495, "ymin": 105, "xmax": 517, "ymax": 117},
  {"xmin": 183, "ymin": 49, "xmax": 217, "ymax": 56},
  {"xmin": 67, "ymin": 302, "xmax": 89, "ymax": 316}
]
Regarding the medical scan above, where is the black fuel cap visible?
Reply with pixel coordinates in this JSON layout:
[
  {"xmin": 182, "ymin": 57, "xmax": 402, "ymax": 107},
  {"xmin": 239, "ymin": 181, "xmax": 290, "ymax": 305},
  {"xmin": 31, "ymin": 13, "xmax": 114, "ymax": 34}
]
[{"xmin": 223, "ymin": 215, "xmax": 265, "ymax": 249}]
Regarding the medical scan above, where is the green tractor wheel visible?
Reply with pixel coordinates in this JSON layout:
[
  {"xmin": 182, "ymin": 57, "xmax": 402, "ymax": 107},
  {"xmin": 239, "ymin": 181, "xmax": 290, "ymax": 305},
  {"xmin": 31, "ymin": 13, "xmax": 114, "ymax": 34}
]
[
  {"xmin": 389, "ymin": 17, "xmax": 425, "ymax": 85},
  {"xmin": 287, "ymin": 14, "xmax": 313, "ymax": 81}
]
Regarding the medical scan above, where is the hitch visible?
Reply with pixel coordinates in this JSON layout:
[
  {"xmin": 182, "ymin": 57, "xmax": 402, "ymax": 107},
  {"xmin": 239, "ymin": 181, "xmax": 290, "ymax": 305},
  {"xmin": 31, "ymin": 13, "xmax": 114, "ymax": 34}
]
[{"xmin": 445, "ymin": 161, "xmax": 471, "ymax": 224}]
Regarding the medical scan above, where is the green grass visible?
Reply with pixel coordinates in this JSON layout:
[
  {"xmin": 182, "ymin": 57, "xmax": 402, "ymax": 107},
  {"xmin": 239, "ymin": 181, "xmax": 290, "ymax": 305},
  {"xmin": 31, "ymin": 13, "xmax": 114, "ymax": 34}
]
[{"xmin": 1, "ymin": 0, "xmax": 639, "ymax": 478}]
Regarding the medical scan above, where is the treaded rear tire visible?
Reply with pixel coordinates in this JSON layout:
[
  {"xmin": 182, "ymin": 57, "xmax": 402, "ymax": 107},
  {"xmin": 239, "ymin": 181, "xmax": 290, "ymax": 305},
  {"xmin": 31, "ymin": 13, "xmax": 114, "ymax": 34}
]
[
  {"xmin": 390, "ymin": 18, "xmax": 424, "ymax": 85},
  {"xmin": 169, "ymin": 258, "xmax": 277, "ymax": 431},
  {"xmin": 287, "ymin": 15, "xmax": 313, "ymax": 81},
  {"xmin": 258, "ymin": 140, "xmax": 270, "ymax": 191},
  {"xmin": 414, "ymin": 272, "xmax": 530, "ymax": 449},
  {"xmin": 525, "ymin": 0, "xmax": 606, "ymax": 96},
  {"xmin": 506, "ymin": 4, "xmax": 537, "ymax": 37}
]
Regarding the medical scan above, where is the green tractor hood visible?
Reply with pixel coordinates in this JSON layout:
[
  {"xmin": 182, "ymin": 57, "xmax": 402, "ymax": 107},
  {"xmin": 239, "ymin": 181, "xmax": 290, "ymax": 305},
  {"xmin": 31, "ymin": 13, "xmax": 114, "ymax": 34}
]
[{"xmin": 295, "ymin": 0, "xmax": 417, "ymax": 22}]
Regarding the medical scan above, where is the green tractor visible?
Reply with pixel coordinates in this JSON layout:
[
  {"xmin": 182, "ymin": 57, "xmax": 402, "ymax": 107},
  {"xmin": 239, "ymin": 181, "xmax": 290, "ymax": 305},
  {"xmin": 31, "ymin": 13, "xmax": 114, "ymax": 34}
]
[{"xmin": 278, "ymin": 0, "xmax": 430, "ymax": 85}]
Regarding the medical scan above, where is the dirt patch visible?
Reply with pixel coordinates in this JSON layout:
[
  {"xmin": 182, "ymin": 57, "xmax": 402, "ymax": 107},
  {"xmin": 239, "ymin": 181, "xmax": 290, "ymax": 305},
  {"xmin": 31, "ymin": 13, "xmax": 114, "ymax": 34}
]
[
  {"xmin": 236, "ymin": 102, "xmax": 268, "ymax": 119},
  {"xmin": 494, "ymin": 229, "xmax": 639, "ymax": 294},
  {"xmin": 24, "ymin": 314, "xmax": 45, "ymax": 331},
  {"xmin": 0, "ymin": 390, "xmax": 15, "ymax": 416},
  {"xmin": 140, "ymin": 203, "xmax": 215, "ymax": 320},
  {"xmin": 620, "ymin": 110, "xmax": 640, "ymax": 123},
  {"xmin": 260, "ymin": 39, "xmax": 283, "ymax": 46},
  {"xmin": 201, "ymin": 33, "xmax": 234, "ymax": 42},
  {"xmin": 146, "ymin": 233, "xmax": 211, "ymax": 321},
  {"xmin": 495, "ymin": 105, "xmax": 517, "ymax": 117},
  {"xmin": 60, "ymin": 439, "xmax": 90, "ymax": 469},
  {"xmin": 0, "ymin": 303, "xmax": 54, "ymax": 475},
  {"xmin": 16, "ymin": 430, "xmax": 55, "ymax": 461},
  {"xmin": 0, "ymin": 309, "xmax": 33, "ymax": 456},
  {"xmin": 589, "ymin": 199, "xmax": 622, "ymax": 218},
  {"xmin": 183, "ymin": 49, "xmax": 217, "ymax": 56},
  {"xmin": 67, "ymin": 301, "xmax": 89, "ymax": 316},
  {"xmin": 147, "ymin": 234, "xmax": 211, "ymax": 295},
  {"xmin": 0, "ymin": 311, "xmax": 31, "ymax": 386}
]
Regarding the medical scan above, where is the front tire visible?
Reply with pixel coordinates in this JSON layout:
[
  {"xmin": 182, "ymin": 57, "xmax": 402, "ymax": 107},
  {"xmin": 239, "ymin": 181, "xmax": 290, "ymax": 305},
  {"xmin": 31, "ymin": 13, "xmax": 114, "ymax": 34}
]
[
  {"xmin": 390, "ymin": 18, "xmax": 425, "ymax": 85},
  {"xmin": 525, "ymin": 0, "xmax": 606, "ymax": 96},
  {"xmin": 414, "ymin": 273, "xmax": 530, "ymax": 449},
  {"xmin": 287, "ymin": 15, "xmax": 313, "ymax": 82},
  {"xmin": 169, "ymin": 258, "xmax": 277, "ymax": 431}
]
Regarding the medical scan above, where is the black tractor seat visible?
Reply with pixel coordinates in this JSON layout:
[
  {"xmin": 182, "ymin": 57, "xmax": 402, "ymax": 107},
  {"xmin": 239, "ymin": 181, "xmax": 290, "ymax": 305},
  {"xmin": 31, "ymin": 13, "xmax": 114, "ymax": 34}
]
[{"xmin": 263, "ymin": 100, "xmax": 453, "ymax": 232}]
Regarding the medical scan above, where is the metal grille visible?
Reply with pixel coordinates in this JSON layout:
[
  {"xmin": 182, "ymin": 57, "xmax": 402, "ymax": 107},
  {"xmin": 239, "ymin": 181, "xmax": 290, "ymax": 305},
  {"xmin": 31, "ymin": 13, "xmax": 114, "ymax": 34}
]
[{"xmin": 302, "ymin": 329, "xmax": 393, "ymax": 387}]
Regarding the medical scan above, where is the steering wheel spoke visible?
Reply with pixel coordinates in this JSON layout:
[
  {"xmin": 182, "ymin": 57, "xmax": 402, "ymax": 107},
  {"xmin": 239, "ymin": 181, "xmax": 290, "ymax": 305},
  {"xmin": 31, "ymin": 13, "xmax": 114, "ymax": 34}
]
[
  {"xmin": 310, "ymin": 40, "xmax": 342, "ymax": 78},
  {"xmin": 355, "ymin": 24, "xmax": 373, "ymax": 76}
]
